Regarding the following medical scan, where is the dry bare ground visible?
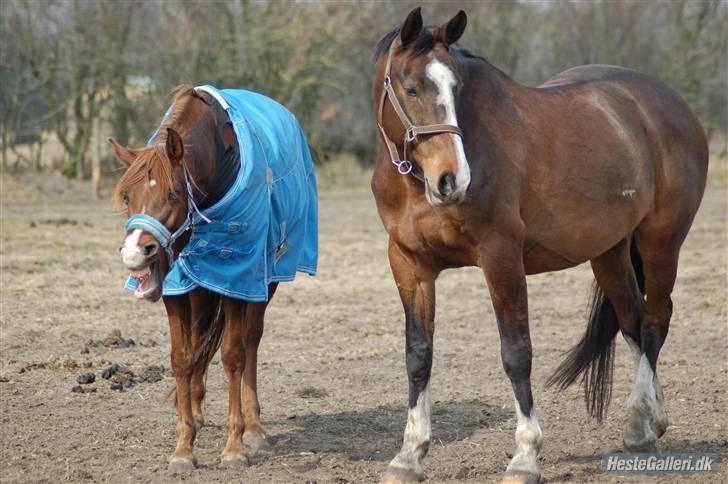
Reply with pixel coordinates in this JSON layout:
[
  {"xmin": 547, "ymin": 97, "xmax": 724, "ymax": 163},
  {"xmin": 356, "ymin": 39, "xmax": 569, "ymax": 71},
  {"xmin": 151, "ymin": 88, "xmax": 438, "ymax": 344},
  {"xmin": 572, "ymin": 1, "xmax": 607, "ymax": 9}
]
[{"xmin": 1, "ymin": 157, "xmax": 726, "ymax": 483}]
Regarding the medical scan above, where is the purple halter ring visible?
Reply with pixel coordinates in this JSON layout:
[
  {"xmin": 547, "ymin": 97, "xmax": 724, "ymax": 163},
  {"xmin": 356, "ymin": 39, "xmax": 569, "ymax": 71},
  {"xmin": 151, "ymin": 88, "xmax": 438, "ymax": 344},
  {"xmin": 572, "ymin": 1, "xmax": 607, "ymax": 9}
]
[{"xmin": 392, "ymin": 159, "xmax": 413, "ymax": 175}]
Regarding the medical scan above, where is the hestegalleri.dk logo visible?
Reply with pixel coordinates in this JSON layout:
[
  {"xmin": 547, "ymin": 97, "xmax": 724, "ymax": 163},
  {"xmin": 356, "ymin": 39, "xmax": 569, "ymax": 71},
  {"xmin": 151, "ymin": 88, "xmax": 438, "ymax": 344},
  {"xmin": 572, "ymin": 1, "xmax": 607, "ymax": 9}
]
[{"xmin": 602, "ymin": 453, "xmax": 719, "ymax": 474}]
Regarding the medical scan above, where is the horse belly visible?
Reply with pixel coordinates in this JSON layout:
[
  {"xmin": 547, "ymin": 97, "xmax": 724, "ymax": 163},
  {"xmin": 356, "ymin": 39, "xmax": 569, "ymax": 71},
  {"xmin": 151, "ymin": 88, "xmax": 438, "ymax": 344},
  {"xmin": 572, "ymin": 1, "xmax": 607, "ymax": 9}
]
[
  {"xmin": 523, "ymin": 243, "xmax": 580, "ymax": 275},
  {"xmin": 526, "ymin": 188, "xmax": 649, "ymax": 264}
]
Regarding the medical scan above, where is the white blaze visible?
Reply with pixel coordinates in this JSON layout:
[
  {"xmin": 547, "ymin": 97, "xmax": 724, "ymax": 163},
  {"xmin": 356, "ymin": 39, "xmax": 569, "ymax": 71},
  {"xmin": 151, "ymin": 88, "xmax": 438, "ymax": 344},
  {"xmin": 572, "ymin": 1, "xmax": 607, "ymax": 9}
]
[
  {"xmin": 121, "ymin": 229, "xmax": 144, "ymax": 268},
  {"xmin": 425, "ymin": 60, "xmax": 471, "ymax": 191}
]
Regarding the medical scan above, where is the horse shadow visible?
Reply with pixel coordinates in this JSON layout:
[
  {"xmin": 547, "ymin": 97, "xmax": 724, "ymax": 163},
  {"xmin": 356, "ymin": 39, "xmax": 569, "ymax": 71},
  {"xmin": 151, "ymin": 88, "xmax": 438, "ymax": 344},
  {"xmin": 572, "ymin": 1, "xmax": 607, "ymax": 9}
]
[{"xmin": 263, "ymin": 399, "xmax": 510, "ymax": 462}]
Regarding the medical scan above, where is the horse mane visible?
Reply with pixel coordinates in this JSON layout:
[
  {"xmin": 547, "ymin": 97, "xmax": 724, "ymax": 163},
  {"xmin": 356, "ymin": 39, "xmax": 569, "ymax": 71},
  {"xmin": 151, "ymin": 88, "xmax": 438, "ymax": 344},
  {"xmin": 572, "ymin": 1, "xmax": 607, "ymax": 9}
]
[
  {"xmin": 372, "ymin": 25, "xmax": 487, "ymax": 63},
  {"xmin": 114, "ymin": 85, "xmax": 202, "ymax": 210}
]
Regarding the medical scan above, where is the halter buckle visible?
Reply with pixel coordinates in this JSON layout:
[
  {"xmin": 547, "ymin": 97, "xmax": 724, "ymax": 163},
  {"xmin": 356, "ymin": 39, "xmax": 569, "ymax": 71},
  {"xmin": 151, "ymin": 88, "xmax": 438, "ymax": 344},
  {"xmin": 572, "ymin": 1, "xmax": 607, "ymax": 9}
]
[
  {"xmin": 383, "ymin": 76, "xmax": 391, "ymax": 88},
  {"xmin": 406, "ymin": 126, "xmax": 416, "ymax": 143}
]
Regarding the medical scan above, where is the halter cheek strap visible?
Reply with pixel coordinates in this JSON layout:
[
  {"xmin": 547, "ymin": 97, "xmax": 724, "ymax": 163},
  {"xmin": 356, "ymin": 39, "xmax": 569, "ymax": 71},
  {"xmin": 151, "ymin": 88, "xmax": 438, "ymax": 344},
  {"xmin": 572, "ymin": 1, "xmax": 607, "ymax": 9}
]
[{"xmin": 377, "ymin": 40, "xmax": 464, "ymax": 182}]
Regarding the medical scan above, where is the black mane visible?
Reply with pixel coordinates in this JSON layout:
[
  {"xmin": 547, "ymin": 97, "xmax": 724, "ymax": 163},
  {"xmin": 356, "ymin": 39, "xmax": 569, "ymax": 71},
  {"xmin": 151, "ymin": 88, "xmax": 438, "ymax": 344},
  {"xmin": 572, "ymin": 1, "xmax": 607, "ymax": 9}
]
[{"xmin": 372, "ymin": 25, "xmax": 486, "ymax": 63}]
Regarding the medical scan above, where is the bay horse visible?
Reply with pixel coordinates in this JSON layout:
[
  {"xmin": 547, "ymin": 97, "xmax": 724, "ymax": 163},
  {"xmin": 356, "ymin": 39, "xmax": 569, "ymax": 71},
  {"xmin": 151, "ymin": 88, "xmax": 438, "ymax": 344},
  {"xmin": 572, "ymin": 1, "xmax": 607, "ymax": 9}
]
[
  {"xmin": 372, "ymin": 8, "xmax": 708, "ymax": 483},
  {"xmin": 110, "ymin": 85, "xmax": 317, "ymax": 471}
]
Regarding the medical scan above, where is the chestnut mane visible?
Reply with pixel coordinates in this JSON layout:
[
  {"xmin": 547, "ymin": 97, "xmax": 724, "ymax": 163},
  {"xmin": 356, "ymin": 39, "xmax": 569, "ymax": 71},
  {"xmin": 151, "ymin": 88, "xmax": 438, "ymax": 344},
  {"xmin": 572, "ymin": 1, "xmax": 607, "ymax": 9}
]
[{"xmin": 114, "ymin": 85, "xmax": 202, "ymax": 209}]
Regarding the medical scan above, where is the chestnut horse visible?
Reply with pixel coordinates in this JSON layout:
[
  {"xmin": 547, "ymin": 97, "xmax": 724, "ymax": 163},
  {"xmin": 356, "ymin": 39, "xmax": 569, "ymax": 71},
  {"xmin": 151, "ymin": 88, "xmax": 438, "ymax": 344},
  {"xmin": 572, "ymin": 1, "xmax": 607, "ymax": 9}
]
[
  {"xmin": 110, "ymin": 85, "xmax": 317, "ymax": 471},
  {"xmin": 372, "ymin": 8, "xmax": 708, "ymax": 483}
]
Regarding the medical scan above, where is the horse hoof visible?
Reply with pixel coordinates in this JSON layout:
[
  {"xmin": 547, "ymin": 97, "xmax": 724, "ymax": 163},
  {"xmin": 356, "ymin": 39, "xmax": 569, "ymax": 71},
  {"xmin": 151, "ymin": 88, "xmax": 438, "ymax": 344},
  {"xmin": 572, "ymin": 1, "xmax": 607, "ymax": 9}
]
[
  {"xmin": 168, "ymin": 456, "xmax": 196, "ymax": 473},
  {"xmin": 221, "ymin": 453, "xmax": 250, "ymax": 469},
  {"xmin": 501, "ymin": 471, "xmax": 542, "ymax": 484},
  {"xmin": 244, "ymin": 432, "xmax": 270, "ymax": 453},
  {"xmin": 381, "ymin": 466, "xmax": 424, "ymax": 483},
  {"xmin": 193, "ymin": 414, "xmax": 205, "ymax": 429},
  {"xmin": 655, "ymin": 417, "xmax": 669, "ymax": 438},
  {"xmin": 624, "ymin": 438, "xmax": 657, "ymax": 454}
]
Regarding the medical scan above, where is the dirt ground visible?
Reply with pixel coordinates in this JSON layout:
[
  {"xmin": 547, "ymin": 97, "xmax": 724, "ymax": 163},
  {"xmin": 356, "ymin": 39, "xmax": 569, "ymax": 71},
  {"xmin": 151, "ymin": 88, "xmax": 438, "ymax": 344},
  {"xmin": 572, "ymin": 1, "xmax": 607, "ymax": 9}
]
[{"xmin": 1, "ymin": 158, "xmax": 726, "ymax": 484}]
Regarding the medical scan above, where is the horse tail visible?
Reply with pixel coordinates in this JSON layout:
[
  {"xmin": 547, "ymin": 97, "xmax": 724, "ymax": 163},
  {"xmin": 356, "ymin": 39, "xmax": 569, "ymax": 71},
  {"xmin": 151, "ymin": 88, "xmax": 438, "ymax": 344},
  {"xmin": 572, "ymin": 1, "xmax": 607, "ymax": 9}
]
[
  {"xmin": 164, "ymin": 294, "xmax": 226, "ymax": 406},
  {"xmin": 194, "ymin": 294, "xmax": 226, "ymax": 375},
  {"xmin": 546, "ymin": 238, "xmax": 645, "ymax": 422}
]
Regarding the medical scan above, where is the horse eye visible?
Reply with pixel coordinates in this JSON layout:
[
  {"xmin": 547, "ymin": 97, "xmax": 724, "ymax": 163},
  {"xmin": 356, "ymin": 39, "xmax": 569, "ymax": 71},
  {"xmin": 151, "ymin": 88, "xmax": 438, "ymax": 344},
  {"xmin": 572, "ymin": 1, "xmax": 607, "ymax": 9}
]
[
  {"xmin": 123, "ymin": 192, "xmax": 129, "ymax": 205},
  {"xmin": 406, "ymin": 87, "xmax": 418, "ymax": 97},
  {"xmin": 168, "ymin": 191, "xmax": 179, "ymax": 201}
]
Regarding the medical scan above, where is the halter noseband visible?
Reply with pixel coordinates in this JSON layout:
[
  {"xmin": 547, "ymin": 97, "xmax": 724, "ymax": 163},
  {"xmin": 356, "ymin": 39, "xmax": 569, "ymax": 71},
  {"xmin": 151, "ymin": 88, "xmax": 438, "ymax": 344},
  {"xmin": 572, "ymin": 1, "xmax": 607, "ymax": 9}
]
[{"xmin": 376, "ymin": 40, "xmax": 464, "ymax": 182}]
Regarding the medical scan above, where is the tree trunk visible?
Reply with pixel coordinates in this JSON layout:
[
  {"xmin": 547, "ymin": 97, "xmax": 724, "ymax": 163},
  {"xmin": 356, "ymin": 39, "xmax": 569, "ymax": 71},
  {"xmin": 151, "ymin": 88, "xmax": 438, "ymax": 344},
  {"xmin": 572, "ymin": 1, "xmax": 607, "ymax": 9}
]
[{"xmin": 91, "ymin": 117, "xmax": 102, "ymax": 198}]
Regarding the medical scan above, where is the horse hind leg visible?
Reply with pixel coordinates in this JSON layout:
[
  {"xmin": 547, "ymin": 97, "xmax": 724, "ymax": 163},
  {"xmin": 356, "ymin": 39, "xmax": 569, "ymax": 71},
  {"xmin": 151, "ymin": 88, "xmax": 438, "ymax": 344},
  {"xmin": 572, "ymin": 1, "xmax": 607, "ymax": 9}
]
[
  {"xmin": 589, "ymin": 236, "xmax": 669, "ymax": 452},
  {"xmin": 220, "ymin": 298, "xmax": 250, "ymax": 468},
  {"xmin": 622, "ymin": 230, "xmax": 680, "ymax": 452},
  {"xmin": 242, "ymin": 283, "xmax": 277, "ymax": 454},
  {"xmin": 189, "ymin": 292, "xmax": 224, "ymax": 429}
]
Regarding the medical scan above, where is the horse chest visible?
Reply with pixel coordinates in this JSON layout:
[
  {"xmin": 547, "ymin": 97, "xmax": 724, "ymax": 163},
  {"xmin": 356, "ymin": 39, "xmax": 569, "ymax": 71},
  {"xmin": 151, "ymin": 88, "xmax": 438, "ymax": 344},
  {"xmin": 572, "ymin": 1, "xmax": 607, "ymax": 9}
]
[{"xmin": 387, "ymin": 208, "xmax": 478, "ymax": 266}]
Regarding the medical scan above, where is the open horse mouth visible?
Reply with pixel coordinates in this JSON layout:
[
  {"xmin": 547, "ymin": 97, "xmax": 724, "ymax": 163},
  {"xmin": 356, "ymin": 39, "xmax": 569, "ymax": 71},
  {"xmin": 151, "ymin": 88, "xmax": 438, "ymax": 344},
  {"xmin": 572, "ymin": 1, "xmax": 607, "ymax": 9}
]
[{"xmin": 130, "ymin": 263, "xmax": 162, "ymax": 302}]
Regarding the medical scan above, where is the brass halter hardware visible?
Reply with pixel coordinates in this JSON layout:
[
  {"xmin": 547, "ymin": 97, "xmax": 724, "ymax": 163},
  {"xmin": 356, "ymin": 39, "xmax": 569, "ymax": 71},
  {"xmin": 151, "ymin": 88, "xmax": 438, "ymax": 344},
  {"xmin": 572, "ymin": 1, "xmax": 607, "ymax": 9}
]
[{"xmin": 376, "ymin": 41, "xmax": 464, "ymax": 182}]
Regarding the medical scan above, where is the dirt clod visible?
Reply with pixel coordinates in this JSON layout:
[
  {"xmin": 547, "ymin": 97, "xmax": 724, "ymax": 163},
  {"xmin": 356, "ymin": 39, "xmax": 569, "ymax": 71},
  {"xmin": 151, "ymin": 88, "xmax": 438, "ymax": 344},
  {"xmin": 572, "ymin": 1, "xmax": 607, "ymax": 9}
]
[{"xmin": 77, "ymin": 372, "xmax": 95, "ymax": 384}]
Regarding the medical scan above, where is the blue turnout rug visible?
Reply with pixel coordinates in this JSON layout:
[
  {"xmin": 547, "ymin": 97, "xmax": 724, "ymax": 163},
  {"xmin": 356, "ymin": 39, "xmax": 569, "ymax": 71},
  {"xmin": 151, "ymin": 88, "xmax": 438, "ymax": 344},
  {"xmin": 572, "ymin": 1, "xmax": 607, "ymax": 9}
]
[{"xmin": 126, "ymin": 85, "xmax": 318, "ymax": 301}]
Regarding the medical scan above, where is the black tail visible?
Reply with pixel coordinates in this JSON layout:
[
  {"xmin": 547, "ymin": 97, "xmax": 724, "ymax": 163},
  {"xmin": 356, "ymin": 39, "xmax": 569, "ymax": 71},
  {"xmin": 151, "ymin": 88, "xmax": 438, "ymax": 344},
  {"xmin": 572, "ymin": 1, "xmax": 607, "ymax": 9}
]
[{"xmin": 546, "ymin": 238, "xmax": 645, "ymax": 422}]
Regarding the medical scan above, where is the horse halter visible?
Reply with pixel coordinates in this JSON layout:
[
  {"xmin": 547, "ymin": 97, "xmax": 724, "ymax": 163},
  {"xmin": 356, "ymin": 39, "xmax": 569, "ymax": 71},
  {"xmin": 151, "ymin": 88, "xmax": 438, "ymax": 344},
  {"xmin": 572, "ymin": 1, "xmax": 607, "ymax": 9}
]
[
  {"xmin": 376, "ymin": 41, "xmax": 464, "ymax": 181},
  {"xmin": 125, "ymin": 166, "xmax": 211, "ymax": 264}
]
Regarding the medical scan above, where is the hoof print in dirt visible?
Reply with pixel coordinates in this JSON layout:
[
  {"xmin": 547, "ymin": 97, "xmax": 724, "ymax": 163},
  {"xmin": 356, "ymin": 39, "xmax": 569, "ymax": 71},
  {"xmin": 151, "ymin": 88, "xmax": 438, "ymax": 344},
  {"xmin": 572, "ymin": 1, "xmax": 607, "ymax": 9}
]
[
  {"xmin": 295, "ymin": 386, "xmax": 328, "ymax": 399},
  {"xmin": 19, "ymin": 362, "xmax": 46, "ymax": 373},
  {"xmin": 77, "ymin": 372, "xmax": 96, "ymax": 384}
]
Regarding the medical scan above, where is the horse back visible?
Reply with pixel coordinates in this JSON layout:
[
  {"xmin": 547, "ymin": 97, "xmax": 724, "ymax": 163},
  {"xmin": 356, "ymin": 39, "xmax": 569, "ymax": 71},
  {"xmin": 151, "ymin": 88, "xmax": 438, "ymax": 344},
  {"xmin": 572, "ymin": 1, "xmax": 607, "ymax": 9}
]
[{"xmin": 517, "ymin": 65, "xmax": 708, "ymax": 264}]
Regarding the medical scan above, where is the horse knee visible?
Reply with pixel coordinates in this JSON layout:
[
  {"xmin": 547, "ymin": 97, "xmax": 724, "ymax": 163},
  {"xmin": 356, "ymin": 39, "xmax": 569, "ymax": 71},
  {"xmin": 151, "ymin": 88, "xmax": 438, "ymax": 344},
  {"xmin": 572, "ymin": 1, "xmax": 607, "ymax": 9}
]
[
  {"xmin": 221, "ymin": 344, "xmax": 245, "ymax": 373},
  {"xmin": 406, "ymin": 339, "xmax": 432, "ymax": 378},
  {"xmin": 171, "ymin": 351, "xmax": 194, "ymax": 377},
  {"xmin": 500, "ymin": 337, "xmax": 532, "ymax": 383}
]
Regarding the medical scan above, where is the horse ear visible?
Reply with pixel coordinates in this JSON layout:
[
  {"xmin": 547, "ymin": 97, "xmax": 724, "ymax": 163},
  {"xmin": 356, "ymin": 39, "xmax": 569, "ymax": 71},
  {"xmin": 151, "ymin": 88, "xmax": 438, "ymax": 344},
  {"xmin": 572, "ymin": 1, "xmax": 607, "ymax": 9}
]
[
  {"xmin": 442, "ymin": 10, "xmax": 467, "ymax": 46},
  {"xmin": 400, "ymin": 6, "xmax": 423, "ymax": 47},
  {"xmin": 107, "ymin": 137, "xmax": 136, "ymax": 167},
  {"xmin": 165, "ymin": 128, "xmax": 184, "ymax": 165}
]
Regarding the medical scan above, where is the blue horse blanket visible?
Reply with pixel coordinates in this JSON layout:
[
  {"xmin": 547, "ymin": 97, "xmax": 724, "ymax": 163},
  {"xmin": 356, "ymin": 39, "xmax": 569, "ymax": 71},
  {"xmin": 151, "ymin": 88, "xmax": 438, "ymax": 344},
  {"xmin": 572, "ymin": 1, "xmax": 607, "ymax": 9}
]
[{"xmin": 125, "ymin": 85, "xmax": 318, "ymax": 302}]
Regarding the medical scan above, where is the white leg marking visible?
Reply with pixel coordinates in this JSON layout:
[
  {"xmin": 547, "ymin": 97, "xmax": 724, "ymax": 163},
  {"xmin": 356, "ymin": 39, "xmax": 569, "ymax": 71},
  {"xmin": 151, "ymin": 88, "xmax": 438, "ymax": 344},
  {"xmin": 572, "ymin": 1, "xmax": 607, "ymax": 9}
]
[
  {"xmin": 506, "ymin": 399, "xmax": 542, "ymax": 475},
  {"xmin": 121, "ymin": 229, "xmax": 144, "ymax": 268},
  {"xmin": 389, "ymin": 383, "xmax": 431, "ymax": 476},
  {"xmin": 626, "ymin": 354, "xmax": 659, "ymax": 446},
  {"xmin": 624, "ymin": 335, "xmax": 667, "ymax": 433},
  {"xmin": 425, "ymin": 60, "xmax": 471, "ymax": 192}
]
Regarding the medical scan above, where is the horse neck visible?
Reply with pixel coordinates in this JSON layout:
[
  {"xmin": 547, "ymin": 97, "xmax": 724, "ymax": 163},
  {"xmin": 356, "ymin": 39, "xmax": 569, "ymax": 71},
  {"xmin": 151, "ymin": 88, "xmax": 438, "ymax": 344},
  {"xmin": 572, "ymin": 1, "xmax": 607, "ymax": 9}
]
[
  {"xmin": 457, "ymin": 57, "xmax": 530, "ymax": 165},
  {"xmin": 179, "ymin": 124, "xmax": 218, "ymax": 204},
  {"xmin": 181, "ymin": 102, "xmax": 239, "ymax": 210}
]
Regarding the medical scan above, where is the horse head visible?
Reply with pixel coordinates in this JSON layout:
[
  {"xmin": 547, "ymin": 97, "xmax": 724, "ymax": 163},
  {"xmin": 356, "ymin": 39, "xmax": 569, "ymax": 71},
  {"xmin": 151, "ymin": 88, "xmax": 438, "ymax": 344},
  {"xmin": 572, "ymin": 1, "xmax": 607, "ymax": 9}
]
[
  {"xmin": 110, "ymin": 88, "xmax": 221, "ymax": 301},
  {"xmin": 375, "ymin": 7, "xmax": 471, "ymax": 206}
]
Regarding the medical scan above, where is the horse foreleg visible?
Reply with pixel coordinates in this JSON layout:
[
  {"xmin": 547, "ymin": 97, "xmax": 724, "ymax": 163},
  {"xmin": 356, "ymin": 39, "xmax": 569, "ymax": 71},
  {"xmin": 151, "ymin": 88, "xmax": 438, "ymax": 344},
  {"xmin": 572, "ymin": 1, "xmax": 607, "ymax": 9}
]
[
  {"xmin": 220, "ymin": 298, "xmax": 249, "ymax": 468},
  {"xmin": 383, "ymin": 242, "xmax": 437, "ymax": 483},
  {"xmin": 164, "ymin": 295, "xmax": 197, "ymax": 472},
  {"xmin": 481, "ymin": 239, "xmax": 542, "ymax": 484}
]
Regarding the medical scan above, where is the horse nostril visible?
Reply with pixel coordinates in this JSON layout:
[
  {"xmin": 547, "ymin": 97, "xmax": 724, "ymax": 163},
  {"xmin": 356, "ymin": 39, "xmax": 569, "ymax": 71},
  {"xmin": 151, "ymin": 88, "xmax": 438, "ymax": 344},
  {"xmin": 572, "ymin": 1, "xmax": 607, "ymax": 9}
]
[
  {"xmin": 438, "ymin": 171, "xmax": 457, "ymax": 196},
  {"xmin": 143, "ymin": 243, "xmax": 159, "ymax": 257}
]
